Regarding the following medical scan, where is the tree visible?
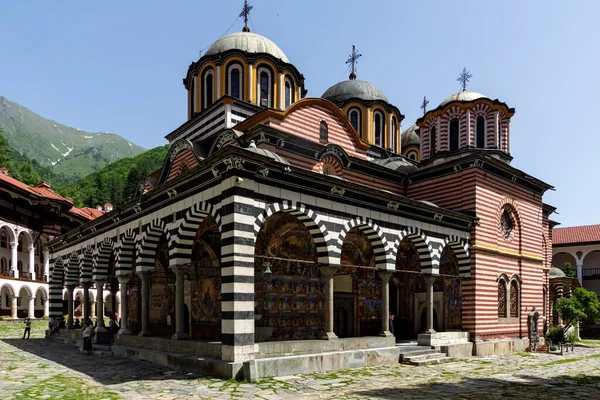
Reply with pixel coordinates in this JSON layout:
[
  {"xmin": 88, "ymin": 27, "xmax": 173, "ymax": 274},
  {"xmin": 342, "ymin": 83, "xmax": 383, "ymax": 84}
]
[
  {"xmin": 563, "ymin": 262, "xmax": 576, "ymax": 278},
  {"xmin": 555, "ymin": 287, "xmax": 600, "ymax": 334}
]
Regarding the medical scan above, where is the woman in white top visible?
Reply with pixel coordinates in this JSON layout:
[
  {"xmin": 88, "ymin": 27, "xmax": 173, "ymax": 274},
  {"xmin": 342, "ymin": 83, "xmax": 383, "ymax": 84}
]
[{"xmin": 82, "ymin": 322, "xmax": 92, "ymax": 352}]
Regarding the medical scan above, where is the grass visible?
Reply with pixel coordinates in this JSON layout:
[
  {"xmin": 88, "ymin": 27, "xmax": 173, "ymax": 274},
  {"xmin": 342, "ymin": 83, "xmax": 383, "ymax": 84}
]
[
  {"xmin": 12, "ymin": 375, "xmax": 120, "ymax": 400},
  {"xmin": 0, "ymin": 320, "xmax": 48, "ymax": 339}
]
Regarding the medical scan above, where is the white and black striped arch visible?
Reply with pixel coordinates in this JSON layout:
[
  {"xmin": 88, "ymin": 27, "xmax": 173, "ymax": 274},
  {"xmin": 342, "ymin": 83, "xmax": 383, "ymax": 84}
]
[{"xmin": 336, "ymin": 217, "xmax": 391, "ymax": 270}]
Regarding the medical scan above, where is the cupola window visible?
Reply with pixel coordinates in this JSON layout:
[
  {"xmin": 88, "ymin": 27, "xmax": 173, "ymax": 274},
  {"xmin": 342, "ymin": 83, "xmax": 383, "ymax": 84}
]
[
  {"xmin": 449, "ymin": 118, "xmax": 459, "ymax": 151},
  {"xmin": 476, "ymin": 116, "xmax": 486, "ymax": 148},
  {"xmin": 430, "ymin": 126, "xmax": 437, "ymax": 157},
  {"xmin": 227, "ymin": 64, "xmax": 243, "ymax": 100},
  {"xmin": 257, "ymin": 66, "xmax": 273, "ymax": 108},
  {"xmin": 320, "ymin": 120, "xmax": 328, "ymax": 143},
  {"xmin": 348, "ymin": 108, "xmax": 361, "ymax": 137},
  {"xmin": 202, "ymin": 69, "xmax": 214, "ymax": 109},
  {"xmin": 407, "ymin": 150, "xmax": 418, "ymax": 161},
  {"xmin": 373, "ymin": 111, "xmax": 384, "ymax": 147},
  {"xmin": 391, "ymin": 116, "xmax": 398, "ymax": 152},
  {"xmin": 284, "ymin": 77, "xmax": 294, "ymax": 108}
]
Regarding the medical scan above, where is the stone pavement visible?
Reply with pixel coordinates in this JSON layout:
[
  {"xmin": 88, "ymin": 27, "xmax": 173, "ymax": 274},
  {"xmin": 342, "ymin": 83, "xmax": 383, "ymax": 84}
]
[{"xmin": 0, "ymin": 335, "xmax": 599, "ymax": 399}]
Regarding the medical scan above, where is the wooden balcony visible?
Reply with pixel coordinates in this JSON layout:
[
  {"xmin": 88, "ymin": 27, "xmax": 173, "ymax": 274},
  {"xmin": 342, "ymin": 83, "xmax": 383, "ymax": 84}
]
[{"xmin": 582, "ymin": 268, "xmax": 600, "ymax": 279}]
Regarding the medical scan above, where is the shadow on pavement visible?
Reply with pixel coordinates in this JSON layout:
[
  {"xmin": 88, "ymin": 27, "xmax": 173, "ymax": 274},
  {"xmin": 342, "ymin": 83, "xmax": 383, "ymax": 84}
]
[
  {"xmin": 1, "ymin": 338, "xmax": 203, "ymax": 385},
  {"xmin": 353, "ymin": 374, "xmax": 600, "ymax": 399}
]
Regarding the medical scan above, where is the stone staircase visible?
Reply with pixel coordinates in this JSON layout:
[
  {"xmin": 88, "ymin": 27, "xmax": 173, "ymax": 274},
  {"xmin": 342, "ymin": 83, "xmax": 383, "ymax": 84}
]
[
  {"xmin": 397, "ymin": 345, "xmax": 453, "ymax": 366},
  {"xmin": 50, "ymin": 329, "xmax": 112, "ymax": 355}
]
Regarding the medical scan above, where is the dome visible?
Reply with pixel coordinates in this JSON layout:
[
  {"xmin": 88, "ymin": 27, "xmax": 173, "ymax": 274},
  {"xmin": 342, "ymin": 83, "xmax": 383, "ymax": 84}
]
[
  {"xmin": 401, "ymin": 124, "xmax": 420, "ymax": 147},
  {"xmin": 372, "ymin": 157, "xmax": 418, "ymax": 174},
  {"xmin": 204, "ymin": 32, "xmax": 289, "ymax": 64},
  {"xmin": 322, "ymin": 79, "xmax": 389, "ymax": 103},
  {"xmin": 439, "ymin": 90, "xmax": 487, "ymax": 107},
  {"xmin": 549, "ymin": 266, "xmax": 566, "ymax": 279}
]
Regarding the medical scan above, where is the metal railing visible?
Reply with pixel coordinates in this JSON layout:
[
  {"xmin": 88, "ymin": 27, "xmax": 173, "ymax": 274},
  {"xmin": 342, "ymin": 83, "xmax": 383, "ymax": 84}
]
[{"xmin": 582, "ymin": 268, "xmax": 600, "ymax": 279}]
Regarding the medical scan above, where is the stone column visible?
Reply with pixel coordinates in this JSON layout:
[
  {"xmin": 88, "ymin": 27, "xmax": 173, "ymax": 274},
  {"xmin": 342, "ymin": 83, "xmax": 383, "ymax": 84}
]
[
  {"xmin": 320, "ymin": 266, "xmax": 338, "ymax": 340},
  {"xmin": 138, "ymin": 271, "xmax": 151, "ymax": 336},
  {"xmin": 82, "ymin": 283, "xmax": 91, "ymax": 322},
  {"xmin": 44, "ymin": 297, "xmax": 49, "ymax": 317},
  {"xmin": 378, "ymin": 271, "xmax": 394, "ymax": 337},
  {"xmin": 91, "ymin": 301, "xmax": 96, "ymax": 318},
  {"xmin": 43, "ymin": 249, "xmax": 50, "ymax": 281},
  {"xmin": 117, "ymin": 276, "xmax": 131, "ymax": 336},
  {"xmin": 576, "ymin": 261, "xmax": 583, "ymax": 286},
  {"xmin": 424, "ymin": 276, "xmax": 437, "ymax": 333},
  {"xmin": 28, "ymin": 246, "xmax": 35, "ymax": 280},
  {"xmin": 172, "ymin": 265, "xmax": 190, "ymax": 340},
  {"xmin": 95, "ymin": 281, "xmax": 106, "ymax": 330},
  {"xmin": 28, "ymin": 296, "xmax": 35, "ymax": 318},
  {"xmin": 66, "ymin": 285, "xmax": 76, "ymax": 328},
  {"xmin": 11, "ymin": 296, "xmax": 18, "ymax": 319},
  {"xmin": 10, "ymin": 242, "xmax": 18, "ymax": 278}
]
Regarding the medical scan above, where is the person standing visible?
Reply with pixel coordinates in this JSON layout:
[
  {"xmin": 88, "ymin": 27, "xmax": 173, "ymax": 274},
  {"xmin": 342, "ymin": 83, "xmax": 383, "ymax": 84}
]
[
  {"xmin": 23, "ymin": 317, "xmax": 31, "ymax": 339},
  {"xmin": 389, "ymin": 313, "xmax": 395, "ymax": 337},
  {"xmin": 82, "ymin": 322, "xmax": 92, "ymax": 353}
]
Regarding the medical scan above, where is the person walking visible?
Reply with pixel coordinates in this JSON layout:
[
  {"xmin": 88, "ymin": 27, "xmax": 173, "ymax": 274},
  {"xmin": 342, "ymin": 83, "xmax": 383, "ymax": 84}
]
[
  {"xmin": 22, "ymin": 317, "xmax": 31, "ymax": 339},
  {"xmin": 389, "ymin": 312, "xmax": 395, "ymax": 338},
  {"xmin": 82, "ymin": 322, "xmax": 92, "ymax": 353}
]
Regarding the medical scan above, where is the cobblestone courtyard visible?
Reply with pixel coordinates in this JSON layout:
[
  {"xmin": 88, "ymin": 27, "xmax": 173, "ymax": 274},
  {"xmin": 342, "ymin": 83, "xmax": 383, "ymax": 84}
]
[{"xmin": 1, "ymin": 322, "xmax": 599, "ymax": 399}]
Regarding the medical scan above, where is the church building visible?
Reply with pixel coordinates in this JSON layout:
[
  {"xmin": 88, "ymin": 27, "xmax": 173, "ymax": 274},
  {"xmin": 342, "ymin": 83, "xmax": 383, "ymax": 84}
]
[{"xmin": 47, "ymin": 3, "xmax": 555, "ymax": 379}]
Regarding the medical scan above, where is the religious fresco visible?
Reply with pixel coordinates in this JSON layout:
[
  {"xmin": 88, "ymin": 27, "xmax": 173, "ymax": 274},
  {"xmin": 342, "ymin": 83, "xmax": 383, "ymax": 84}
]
[
  {"xmin": 439, "ymin": 247, "xmax": 462, "ymax": 330},
  {"xmin": 149, "ymin": 235, "xmax": 175, "ymax": 336},
  {"xmin": 189, "ymin": 216, "xmax": 221, "ymax": 339},
  {"xmin": 393, "ymin": 239, "xmax": 424, "ymax": 337},
  {"xmin": 255, "ymin": 212, "xmax": 324, "ymax": 341},
  {"xmin": 340, "ymin": 228, "xmax": 381, "ymax": 336}
]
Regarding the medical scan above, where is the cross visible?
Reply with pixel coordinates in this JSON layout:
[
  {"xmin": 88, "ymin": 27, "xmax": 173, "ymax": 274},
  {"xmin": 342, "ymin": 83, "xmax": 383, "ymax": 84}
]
[
  {"xmin": 420, "ymin": 96, "xmax": 429, "ymax": 115},
  {"xmin": 240, "ymin": 0, "xmax": 253, "ymax": 32},
  {"xmin": 457, "ymin": 67, "xmax": 472, "ymax": 91},
  {"xmin": 346, "ymin": 44, "xmax": 362, "ymax": 80}
]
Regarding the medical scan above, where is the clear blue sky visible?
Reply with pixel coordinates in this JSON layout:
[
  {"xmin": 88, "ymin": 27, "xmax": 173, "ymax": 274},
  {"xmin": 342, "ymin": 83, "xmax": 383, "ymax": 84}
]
[{"xmin": 1, "ymin": 1, "xmax": 598, "ymax": 227}]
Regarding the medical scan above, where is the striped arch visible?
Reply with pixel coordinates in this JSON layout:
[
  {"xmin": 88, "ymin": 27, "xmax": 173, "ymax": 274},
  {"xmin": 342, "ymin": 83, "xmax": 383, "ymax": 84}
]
[
  {"xmin": 93, "ymin": 237, "xmax": 114, "ymax": 282},
  {"xmin": 393, "ymin": 227, "xmax": 434, "ymax": 274},
  {"xmin": 115, "ymin": 228, "xmax": 138, "ymax": 276},
  {"xmin": 49, "ymin": 258, "xmax": 65, "ymax": 318},
  {"xmin": 136, "ymin": 219, "xmax": 169, "ymax": 272},
  {"xmin": 442, "ymin": 235, "xmax": 470, "ymax": 278},
  {"xmin": 80, "ymin": 245, "xmax": 94, "ymax": 283},
  {"xmin": 336, "ymin": 217, "xmax": 391, "ymax": 270},
  {"xmin": 253, "ymin": 201, "xmax": 331, "ymax": 266},
  {"xmin": 170, "ymin": 202, "xmax": 220, "ymax": 267},
  {"xmin": 64, "ymin": 252, "xmax": 80, "ymax": 286}
]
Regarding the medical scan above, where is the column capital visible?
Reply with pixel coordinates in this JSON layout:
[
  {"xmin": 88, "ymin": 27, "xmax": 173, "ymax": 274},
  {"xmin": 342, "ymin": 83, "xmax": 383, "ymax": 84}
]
[
  {"xmin": 66, "ymin": 284, "xmax": 77, "ymax": 291},
  {"xmin": 172, "ymin": 265, "xmax": 191, "ymax": 275},
  {"xmin": 9, "ymin": 241, "xmax": 17, "ymax": 249},
  {"xmin": 82, "ymin": 282, "xmax": 92, "ymax": 289},
  {"xmin": 424, "ymin": 275, "xmax": 437, "ymax": 285},
  {"xmin": 319, "ymin": 265, "xmax": 337, "ymax": 277},
  {"xmin": 117, "ymin": 276, "xmax": 130, "ymax": 285},
  {"xmin": 136, "ymin": 270, "xmax": 152, "ymax": 280},
  {"xmin": 378, "ymin": 270, "xmax": 393, "ymax": 283}
]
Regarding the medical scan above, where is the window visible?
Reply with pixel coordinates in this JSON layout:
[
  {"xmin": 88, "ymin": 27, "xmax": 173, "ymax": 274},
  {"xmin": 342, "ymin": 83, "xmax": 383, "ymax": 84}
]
[
  {"xmin": 202, "ymin": 68, "xmax": 214, "ymax": 109},
  {"xmin": 510, "ymin": 280, "xmax": 519, "ymax": 318},
  {"xmin": 257, "ymin": 67, "xmax": 273, "ymax": 108},
  {"xmin": 320, "ymin": 121, "xmax": 328, "ymax": 143},
  {"xmin": 373, "ymin": 111, "xmax": 384, "ymax": 147},
  {"xmin": 18, "ymin": 238, "xmax": 23, "ymax": 252},
  {"xmin": 498, "ymin": 280, "xmax": 507, "ymax": 318},
  {"xmin": 17, "ymin": 260, "xmax": 23, "ymax": 273},
  {"xmin": 0, "ymin": 257, "xmax": 6, "ymax": 272},
  {"xmin": 430, "ymin": 127, "xmax": 437, "ymax": 157},
  {"xmin": 391, "ymin": 116, "xmax": 397, "ymax": 152},
  {"xmin": 449, "ymin": 118, "xmax": 459, "ymax": 151},
  {"xmin": 348, "ymin": 108, "xmax": 361, "ymax": 136},
  {"xmin": 476, "ymin": 115, "xmax": 486, "ymax": 148},
  {"xmin": 284, "ymin": 77, "xmax": 294, "ymax": 108},
  {"xmin": 406, "ymin": 150, "xmax": 418, "ymax": 161},
  {"xmin": 227, "ymin": 64, "xmax": 243, "ymax": 100},
  {"xmin": 0, "ymin": 231, "xmax": 7, "ymax": 248},
  {"xmin": 501, "ymin": 210, "xmax": 513, "ymax": 239}
]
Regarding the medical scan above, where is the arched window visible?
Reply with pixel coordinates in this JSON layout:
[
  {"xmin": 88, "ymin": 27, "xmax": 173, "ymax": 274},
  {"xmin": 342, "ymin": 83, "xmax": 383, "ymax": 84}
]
[
  {"xmin": 0, "ymin": 257, "xmax": 7, "ymax": 272},
  {"xmin": 0, "ymin": 231, "xmax": 6, "ymax": 248},
  {"xmin": 430, "ymin": 127, "xmax": 437, "ymax": 157},
  {"xmin": 449, "ymin": 118, "xmax": 460, "ymax": 151},
  {"xmin": 17, "ymin": 260, "xmax": 23, "ymax": 274},
  {"xmin": 257, "ymin": 67, "xmax": 273, "ymax": 108},
  {"xmin": 284, "ymin": 77, "xmax": 294, "ymax": 108},
  {"xmin": 348, "ymin": 108, "xmax": 361, "ymax": 137},
  {"xmin": 202, "ymin": 68, "xmax": 214, "ymax": 110},
  {"xmin": 320, "ymin": 120, "xmax": 328, "ymax": 143},
  {"xmin": 476, "ymin": 115, "xmax": 486, "ymax": 148},
  {"xmin": 17, "ymin": 238, "xmax": 23, "ymax": 252},
  {"xmin": 373, "ymin": 111, "xmax": 384, "ymax": 147},
  {"xmin": 406, "ymin": 150, "xmax": 418, "ymax": 161},
  {"xmin": 390, "ymin": 116, "xmax": 398, "ymax": 152},
  {"xmin": 227, "ymin": 64, "xmax": 243, "ymax": 100},
  {"xmin": 498, "ymin": 280, "xmax": 508, "ymax": 318},
  {"xmin": 510, "ymin": 280, "xmax": 520, "ymax": 318}
]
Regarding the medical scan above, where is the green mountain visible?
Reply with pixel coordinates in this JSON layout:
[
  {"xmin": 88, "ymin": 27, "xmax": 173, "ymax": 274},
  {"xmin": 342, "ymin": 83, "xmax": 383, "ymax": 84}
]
[{"xmin": 0, "ymin": 96, "xmax": 146, "ymax": 178}]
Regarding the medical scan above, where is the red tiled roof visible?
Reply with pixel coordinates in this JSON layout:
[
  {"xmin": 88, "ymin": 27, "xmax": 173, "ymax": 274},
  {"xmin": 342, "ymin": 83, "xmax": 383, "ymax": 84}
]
[
  {"xmin": 68, "ymin": 207, "xmax": 105, "ymax": 220},
  {"xmin": 553, "ymin": 224, "xmax": 600, "ymax": 246},
  {"xmin": 0, "ymin": 174, "xmax": 72, "ymax": 204}
]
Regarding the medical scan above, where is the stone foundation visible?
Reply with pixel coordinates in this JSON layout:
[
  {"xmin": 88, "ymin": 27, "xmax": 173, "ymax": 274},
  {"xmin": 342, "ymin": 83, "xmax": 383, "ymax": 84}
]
[
  {"xmin": 256, "ymin": 336, "xmax": 395, "ymax": 358},
  {"xmin": 472, "ymin": 338, "xmax": 530, "ymax": 356},
  {"xmin": 115, "ymin": 335, "xmax": 221, "ymax": 359}
]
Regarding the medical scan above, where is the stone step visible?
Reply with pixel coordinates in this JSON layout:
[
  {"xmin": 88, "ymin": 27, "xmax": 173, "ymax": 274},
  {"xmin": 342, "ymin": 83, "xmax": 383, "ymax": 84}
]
[
  {"xmin": 402, "ymin": 353, "xmax": 453, "ymax": 366},
  {"xmin": 398, "ymin": 348, "xmax": 439, "ymax": 358}
]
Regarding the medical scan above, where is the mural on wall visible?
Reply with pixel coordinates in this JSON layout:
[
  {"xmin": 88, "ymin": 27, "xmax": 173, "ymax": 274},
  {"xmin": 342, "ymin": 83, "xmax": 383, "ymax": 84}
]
[
  {"xmin": 127, "ymin": 262, "xmax": 140, "ymax": 333},
  {"xmin": 439, "ymin": 246, "xmax": 462, "ymax": 330},
  {"xmin": 340, "ymin": 227, "xmax": 381, "ymax": 335},
  {"xmin": 255, "ymin": 212, "xmax": 324, "ymax": 341},
  {"xmin": 149, "ymin": 235, "xmax": 175, "ymax": 336},
  {"xmin": 190, "ymin": 216, "xmax": 221, "ymax": 339},
  {"xmin": 394, "ymin": 239, "xmax": 424, "ymax": 337}
]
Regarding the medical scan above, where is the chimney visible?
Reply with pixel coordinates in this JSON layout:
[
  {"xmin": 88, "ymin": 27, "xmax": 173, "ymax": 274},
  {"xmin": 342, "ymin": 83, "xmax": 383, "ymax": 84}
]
[
  {"xmin": 96, "ymin": 205, "xmax": 102, "ymax": 211},
  {"xmin": 104, "ymin": 203, "xmax": 113, "ymax": 212},
  {"xmin": 0, "ymin": 168, "xmax": 8, "ymax": 175}
]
